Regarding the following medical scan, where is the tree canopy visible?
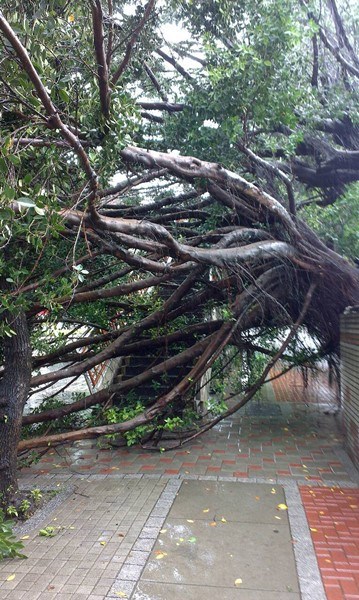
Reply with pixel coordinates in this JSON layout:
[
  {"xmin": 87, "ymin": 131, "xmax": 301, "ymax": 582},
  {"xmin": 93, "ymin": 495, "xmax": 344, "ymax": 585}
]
[{"xmin": 0, "ymin": 0, "xmax": 358, "ymax": 502}]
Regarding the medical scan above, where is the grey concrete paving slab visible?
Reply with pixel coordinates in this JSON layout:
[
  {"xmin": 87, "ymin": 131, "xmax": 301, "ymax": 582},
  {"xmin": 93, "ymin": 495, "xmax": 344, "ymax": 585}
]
[
  {"xmin": 168, "ymin": 479, "xmax": 286, "ymax": 523},
  {"xmin": 132, "ymin": 582, "xmax": 301, "ymax": 599},
  {"xmin": 137, "ymin": 481, "xmax": 299, "ymax": 595},
  {"xmin": 142, "ymin": 519, "xmax": 298, "ymax": 591}
]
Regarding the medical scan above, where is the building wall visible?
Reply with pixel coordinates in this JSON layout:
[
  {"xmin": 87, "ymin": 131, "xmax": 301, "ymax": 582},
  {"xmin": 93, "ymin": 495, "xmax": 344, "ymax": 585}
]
[{"xmin": 340, "ymin": 308, "xmax": 359, "ymax": 468}]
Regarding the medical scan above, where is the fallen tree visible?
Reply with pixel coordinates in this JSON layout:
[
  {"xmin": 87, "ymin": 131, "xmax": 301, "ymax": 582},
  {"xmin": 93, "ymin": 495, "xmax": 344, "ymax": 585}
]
[{"xmin": 0, "ymin": 0, "xmax": 358, "ymax": 506}]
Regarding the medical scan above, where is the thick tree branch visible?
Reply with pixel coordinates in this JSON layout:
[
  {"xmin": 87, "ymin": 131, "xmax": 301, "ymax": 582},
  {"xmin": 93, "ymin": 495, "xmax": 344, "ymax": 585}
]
[
  {"xmin": 137, "ymin": 101, "xmax": 188, "ymax": 112},
  {"xmin": 91, "ymin": 0, "xmax": 110, "ymax": 118},
  {"xmin": 237, "ymin": 141, "xmax": 297, "ymax": 218}
]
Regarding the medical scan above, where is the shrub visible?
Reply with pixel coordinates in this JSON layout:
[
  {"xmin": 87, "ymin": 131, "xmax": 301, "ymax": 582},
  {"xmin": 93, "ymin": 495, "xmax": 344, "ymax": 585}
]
[{"xmin": 0, "ymin": 509, "xmax": 26, "ymax": 560}]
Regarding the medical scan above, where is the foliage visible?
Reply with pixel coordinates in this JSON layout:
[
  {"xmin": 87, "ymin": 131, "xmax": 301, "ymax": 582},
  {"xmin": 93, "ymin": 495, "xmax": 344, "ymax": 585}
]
[
  {"xmin": 0, "ymin": 509, "xmax": 26, "ymax": 560},
  {"xmin": 89, "ymin": 400, "xmax": 153, "ymax": 446},
  {"xmin": 38, "ymin": 526, "xmax": 56, "ymax": 537},
  {"xmin": 2, "ymin": 487, "xmax": 51, "ymax": 522},
  {"xmin": 22, "ymin": 395, "xmax": 86, "ymax": 439},
  {"xmin": 302, "ymin": 183, "xmax": 359, "ymax": 262}
]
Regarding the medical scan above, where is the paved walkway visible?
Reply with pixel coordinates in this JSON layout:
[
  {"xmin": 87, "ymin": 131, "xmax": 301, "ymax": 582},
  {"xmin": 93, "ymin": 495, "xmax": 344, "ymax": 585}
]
[{"xmin": 0, "ymin": 370, "xmax": 358, "ymax": 599}]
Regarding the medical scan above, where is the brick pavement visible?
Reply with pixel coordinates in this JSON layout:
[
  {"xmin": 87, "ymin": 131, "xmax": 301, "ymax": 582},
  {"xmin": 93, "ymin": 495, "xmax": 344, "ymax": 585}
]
[
  {"xmin": 271, "ymin": 365, "xmax": 339, "ymax": 407},
  {"xmin": 22, "ymin": 401, "xmax": 351, "ymax": 484},
  {"xmin": 0, "ymin": 476, "xmax": 167, "ymax": 600},
  {"xmin": 0, "ymin": 374, "xmax": 358, "ymax": 599},
  {"xmin": 300, "ymin": 486, "xmax": 359, "ymax": 600}
]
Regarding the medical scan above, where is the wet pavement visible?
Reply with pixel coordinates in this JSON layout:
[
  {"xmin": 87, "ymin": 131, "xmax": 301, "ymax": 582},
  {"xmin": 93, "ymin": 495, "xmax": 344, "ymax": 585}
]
[
  {"xmin": 0, "ymin": 370, "xmax": 358, "ymax": 599},
  {"xmin": 134, "ymin": 480, "xmax": 300, "ymax": 599}
]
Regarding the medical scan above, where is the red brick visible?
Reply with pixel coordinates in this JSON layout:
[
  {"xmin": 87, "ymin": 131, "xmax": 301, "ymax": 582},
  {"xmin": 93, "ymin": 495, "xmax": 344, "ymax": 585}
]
[
  {"xmin": 323, "ymin": 584, "xmax": 344, "ymax": 600},
  {"xmin": 340, "ymin": 579, "xmax": 359, "ymax": 595},
  {"xmin": 301, "ymin": 486, "xmax": 359, "ymax": 600},
  {"xmin": 233, "ymin": 471, "xmax": 248, "ymax": 477}
]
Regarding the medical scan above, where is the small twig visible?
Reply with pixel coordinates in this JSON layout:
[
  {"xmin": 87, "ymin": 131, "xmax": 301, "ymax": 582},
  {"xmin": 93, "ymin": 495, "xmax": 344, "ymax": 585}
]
[
  {"xmin": 143, "ymin": 60, "xmax": 168, "ymax": 102},
  {"xmin": 156, "ymin": 48, "xmax": 194, "ymax": 82},
  {"xmin": 112, "ymin": 0, "xmax": 156, "ymax": 85}
]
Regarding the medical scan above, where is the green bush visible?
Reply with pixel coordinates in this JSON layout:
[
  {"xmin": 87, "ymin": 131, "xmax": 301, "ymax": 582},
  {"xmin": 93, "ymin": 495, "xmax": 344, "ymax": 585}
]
[{"xmin": 0, "ymin": 509, "xmax": 26, "ymax": 560}]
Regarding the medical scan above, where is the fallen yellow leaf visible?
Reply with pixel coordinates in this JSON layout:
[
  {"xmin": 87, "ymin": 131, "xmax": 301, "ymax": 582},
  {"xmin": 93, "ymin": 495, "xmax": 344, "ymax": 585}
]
[
  {"xmin": 277, "ymin": 503, "xmax": 288, "ymax": 511},
  {"xmin": 203, "ymin": 509, "xmax": 210, "ymax": 513},
  {"xmin": 100, "ymin": 541, "xmax": 106, "ymax": 546},
  {"xmin": 21, "ymin": 535, "xmax": 30, "ymax": 540},
  {"xmin": 155, "ymin": 552, "xmax": 167, "ymax": 559},
  {"xmin": 68, "ymin": 14, "xmax": 75, "ymax": 22},
  {"xmin": 271, "ymin": 488, "xmax": 276, "ymax": 494},
  {"xmin": 221, "ymin": 517, "xmax": 227, "ymax": 523},
  {"xmin": 234, "ymin": 578, "xmax": 243, "ymax": 586},
  {"xmin": 275, "ymin": 516, "xmax": 281, "ymax": 520},
  {"xmin": 7, "ymin": 574, "xmax": 15, "ymax": 581},
  {"xmin": 310, "ymin": 528, "xmax": 318, "ymax": 532},
  {"xmin": 210, "ymin": 521, "xmax": 217, "ymax": 527},
  {"xmin": 115, "ymin": 592, "xmax": 128, "ymax": 598},
  {"xmin": 187, "ymin": 519, "xmax": 194, "ymax": 523},
  {"xmin": 160, "ymin": 529, "xmax": 167, "ymax": 534}
]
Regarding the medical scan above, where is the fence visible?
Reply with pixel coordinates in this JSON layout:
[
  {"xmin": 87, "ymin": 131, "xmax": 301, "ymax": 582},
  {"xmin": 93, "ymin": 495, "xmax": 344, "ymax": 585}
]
[{"xmin": 340, "ymin": 307, "xmax": 359, "ymax": 469}]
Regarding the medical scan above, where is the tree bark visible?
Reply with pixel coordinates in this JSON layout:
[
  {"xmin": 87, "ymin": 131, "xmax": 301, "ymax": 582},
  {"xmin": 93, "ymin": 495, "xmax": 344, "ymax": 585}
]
[{"xmin": 0, "ymin": 311, "xmax": 31, "ymax": 506}]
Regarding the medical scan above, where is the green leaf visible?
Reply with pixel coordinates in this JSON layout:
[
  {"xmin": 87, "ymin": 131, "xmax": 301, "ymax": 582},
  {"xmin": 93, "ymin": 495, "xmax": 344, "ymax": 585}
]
[
  {"xmin": 17, "ymin": 197, "xmax": 36, "ymax": 208},
  {"xmin": 3, "ymin": 185, "xmax": 15, "ymax": 200},
  {"xmin": 34, "ymin": 206, "xmax": 46, "ymax": 216},
  {"xmin": 58, "ymin": 88, "xmax": 70, "ymax": 103},
  {"xmin": 7, "ymin": 154, "xmax": 21, "ymax": 166}
]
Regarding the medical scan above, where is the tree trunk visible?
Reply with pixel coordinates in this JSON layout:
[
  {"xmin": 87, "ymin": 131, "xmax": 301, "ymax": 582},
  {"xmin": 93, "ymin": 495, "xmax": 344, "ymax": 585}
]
[{"xmin": 0, "ymin": 311, "xmax": 31, "ymax": 507}]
